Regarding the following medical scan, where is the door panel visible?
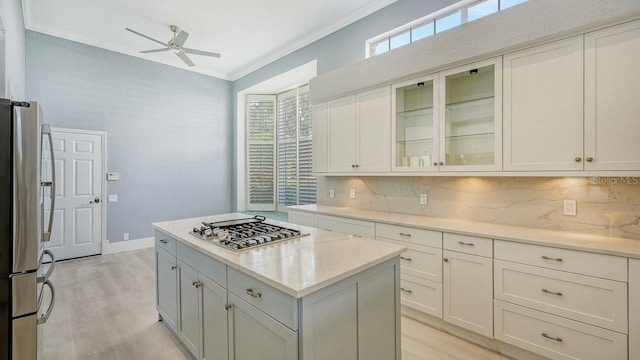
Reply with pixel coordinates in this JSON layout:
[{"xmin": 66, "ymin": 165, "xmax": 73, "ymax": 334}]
[{"xmin": 45, "ymin": 130, "xmax": 102, "ymax": 260}]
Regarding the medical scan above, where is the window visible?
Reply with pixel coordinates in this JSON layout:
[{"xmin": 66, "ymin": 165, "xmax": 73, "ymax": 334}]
[
  {"xmin": 246, "ymin": 86, "xmax": 316, "ymax": 211},
  {"xmin": 366, "ymin": 0, "xmax": 529, "ymax": 57}
]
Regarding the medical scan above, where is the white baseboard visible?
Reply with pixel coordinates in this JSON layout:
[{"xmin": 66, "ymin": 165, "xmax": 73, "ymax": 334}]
[{"xmin": 105, "ymin": 237, "xmax": 155, "ymax": 254}]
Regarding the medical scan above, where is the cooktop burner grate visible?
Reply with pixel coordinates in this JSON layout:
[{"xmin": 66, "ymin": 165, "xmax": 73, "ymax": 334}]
[{"xmin": 190, "ymin": 216, "xmax": 309, "ymax": 251}]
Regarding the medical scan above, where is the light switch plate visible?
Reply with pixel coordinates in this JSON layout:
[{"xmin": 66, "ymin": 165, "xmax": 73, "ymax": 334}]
[
  {"xmin": 329, "ymin": 189, "xmax": 335, "ymax": 198},
  {"xmin": 563, "ymin": 200, "xmax": 577, "ymax": 216},
  {"xmin": 107, "ymin": 172, "xmax": 120, "ymax": 181},
  {"xmin": 350, "ymin": 189, "xmax": 356, "ymax": 199},
  {"xmin": 108, "ymin": 195, "xmax": 118, "ymax": 203}
]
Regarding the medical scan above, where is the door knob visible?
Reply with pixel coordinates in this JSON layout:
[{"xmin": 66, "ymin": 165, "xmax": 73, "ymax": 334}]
[{"xmin": 90, "ymin": 197, "xmax": 100, "ymax": 204}]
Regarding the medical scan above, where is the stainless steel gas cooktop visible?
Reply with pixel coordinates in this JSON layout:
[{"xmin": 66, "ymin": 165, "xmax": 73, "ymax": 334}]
[{"xmin": 190, "ymin": 215, "xmax": 309, "ymax": 251}]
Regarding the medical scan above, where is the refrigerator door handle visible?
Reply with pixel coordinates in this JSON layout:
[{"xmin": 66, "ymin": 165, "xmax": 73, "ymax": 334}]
[
  {"xmin": 37, "ymin": 249, "xmax": 56, "ymax": 283},
  {"xmin": 36, "ymin": 280, "xmax": 55, "ymax": 325},
  {"xmin": 41, "ymin": 124, "xmax": 55, "ymax": 242}
]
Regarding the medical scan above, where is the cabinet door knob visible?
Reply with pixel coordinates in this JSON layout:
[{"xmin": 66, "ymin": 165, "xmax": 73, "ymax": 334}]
[
  {"xmin": 433, "ymin": 162, "xmax": 438, "ymax": 166},
  {"xmin": 225, "ymin": 304, "xmax": 232, "ymax": 310},
  {"xmin": 171, "ymin": 265, "xmax": 177, "ymax": 270},
  {"xmin": 574, "ymin": 157, "xmax": 582, "ymax": 162},
  {"xmin": 246, "ymin": 289, "xmax": 262, "ymax": 298},
  {"xmin": 351, "ymin": 164, "xmax": 355, "ymax": 168},
  {"xmin": 586, "ymin": 157, "xmax": 594, "ymax": 162},
  {"xmin": 355, "ymin": 164, "xmax": 359, "ymax": 168},
  {"xmin": 443, "ymin": 258, "xmax": 449, "ymax": 262},
  {"xmin": 439, "ymin": 162, "xmax": 444, "ymax": 166}
]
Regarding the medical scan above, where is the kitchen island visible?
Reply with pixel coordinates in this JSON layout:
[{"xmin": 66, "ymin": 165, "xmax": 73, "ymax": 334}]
[{"xmin": 152, "ymin": 213, "xmax": 405, "ymax": 360}]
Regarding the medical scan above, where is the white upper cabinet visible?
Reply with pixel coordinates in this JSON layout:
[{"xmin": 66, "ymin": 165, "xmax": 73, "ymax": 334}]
[
  {"xmin": 503, "ymin": 37, "xmax": 584, "ymax": 171},
  {"xmin": 327, "ymin": 86, "xmax": 391, "ymax": 173},
  {"xmin": 392, "ymin": 75, "xmax": 439, "ymax": 172},
  {"xmin": 585, "ymin": 19, "xmax": 640, "ymax": 171},
  {"xmin": 312, "ymin": 103, "xmax": 328, "ymax": 172},
  {"xmin": 439, "ymin": 57, "xmax": 502, "ymax": 171}
]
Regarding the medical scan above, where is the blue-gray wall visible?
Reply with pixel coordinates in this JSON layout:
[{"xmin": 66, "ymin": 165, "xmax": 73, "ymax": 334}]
[
  {"xmin": 0, "ymin": 0, "xmax": 25, "ymax": 99},
  {"xmin": 231, "ymin": 0, "xmax": 456, "ymax": 209},
  {"xmin": 26, "ymin": 31, "xmax": 233, "ymax": 243}
]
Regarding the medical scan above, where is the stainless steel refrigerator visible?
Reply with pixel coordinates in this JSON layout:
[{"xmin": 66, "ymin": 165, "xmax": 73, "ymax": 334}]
[{"xmin": 0, "ymin": 99, "xmax": 56, "ymax": 360}]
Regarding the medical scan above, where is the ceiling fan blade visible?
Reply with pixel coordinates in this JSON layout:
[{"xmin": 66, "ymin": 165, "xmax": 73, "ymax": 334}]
[
  {"xmin": 172, "ymin": 30, "xmax": 190, "ymax": 47},
  {"xmin": 176, "ymin": 51, "xmax": 195, "ymax": 67},
  {"xmin": 140, "ymin": 48, "xmax": 170, "ymax": 54},
  {"xmin": 125, "ymin": 28, "xmax": 167, "ymax": 47},
  {"xmin": 182, "ymin": 47, "xmax": 221, "ymax": 58}
]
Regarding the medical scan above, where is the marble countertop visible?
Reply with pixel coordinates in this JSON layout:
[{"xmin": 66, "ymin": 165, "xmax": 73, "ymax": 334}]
[
  {"xmin": 152, "ymin": 213, "xmax": 405, "ymax": 298},
  {"xmin": 289, "ymin": 204, "xmax": 640, "ymax": 259}
]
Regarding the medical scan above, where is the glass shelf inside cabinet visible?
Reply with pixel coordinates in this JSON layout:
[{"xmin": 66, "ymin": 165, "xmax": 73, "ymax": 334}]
[
  {"xmin": 444, "ymin": 64, "xmax": 496, "ymax": 166},
  {"xmin": 395, "ymin": 79, "xmax": 436, "ymax": 169}
]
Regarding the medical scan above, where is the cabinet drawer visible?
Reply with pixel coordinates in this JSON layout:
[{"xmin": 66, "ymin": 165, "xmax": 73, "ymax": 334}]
[
  {"xmin": 287, "ymin": 210, "xmax": 315, "ymax": 227},
  {"xmin": 227, "ymin": 267, "xmax": 298, "ymax": 331},
  {"xmin": 494, "ymin": 240, "xmax": 627, "ymax": 281},
  {"xmin": 443, "ymin": 233, "xmax": 492, "ymax": 257},
  {"xmin": 375, "ymin": 223, "xmax": 442, "ymax": 248},
  {"xmin": 177, "ymin": 242, "xmax": 226, "ymax": 288},
  {"xmin": 315, "ymin": 214, "xmax": 375, "ymax": 238},
  {"xmin": 495, "ymin": 260, "xmax": 628, "ymax": 333},
  {"xmin": 155, "ymin": 231, "xmax": 177, "ymax": 255},
  {"xmin": 380, "ymin": 239, "xmax": 441, "ymax": 283},
  {"xmin": 400, "ymin": 274, "xmax": 442, "ymax": 319},
  {"xmin": 495, "ymin": 300, "xmax": 628, "ymax": 360}
]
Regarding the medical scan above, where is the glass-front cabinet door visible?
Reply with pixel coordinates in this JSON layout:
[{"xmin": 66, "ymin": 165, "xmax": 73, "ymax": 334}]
[
  {"xmin": 391, "ymin": 75, "xmax": 439, "ymax": 172},
  {"xmin": 439, "ymin": 57, "xmax": 502, "ymax": 171}
]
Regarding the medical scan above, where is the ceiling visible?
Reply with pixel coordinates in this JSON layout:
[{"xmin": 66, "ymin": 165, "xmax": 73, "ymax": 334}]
[{"xmin": 22, "ymin": 0, "xmax": 397, "ymax": 81}]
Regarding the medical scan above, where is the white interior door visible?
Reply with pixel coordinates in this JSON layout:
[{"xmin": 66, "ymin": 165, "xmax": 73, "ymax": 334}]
[{"xmin": 43, "ymin": 129, "xmax": 104, "ymax": 260}]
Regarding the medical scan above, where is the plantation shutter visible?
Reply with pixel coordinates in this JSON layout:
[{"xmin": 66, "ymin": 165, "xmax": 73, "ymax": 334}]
[
  {"xmin": 246, "ymin": 95, "xmax": 276, "ymax": 210},
  {"xmin": 297, "ymin": 89, "xmax": 316, "ymax": 205}
]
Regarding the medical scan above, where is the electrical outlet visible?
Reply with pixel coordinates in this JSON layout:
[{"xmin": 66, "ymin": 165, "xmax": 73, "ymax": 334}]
[
  {"xmin": 123, "ymin": 233, "xmax": 129, "ymax": 240},
  {"xmin": 108, "ymin": 194, "xmax": 118, "ymax": 203},
  {"xmin": 329, "ymin": 189, "xmax": 335, "ymax": 198},
  {"xmin": 420, "ymin": 193, "xmax": 428, "ymax": 205},
  {"xmin": 350, "ymin": 189, "xmax": 356, "ymax": 199},
  {"xmin": 563, "ymin": 200, "xmax": 577, "ymax": 216}
]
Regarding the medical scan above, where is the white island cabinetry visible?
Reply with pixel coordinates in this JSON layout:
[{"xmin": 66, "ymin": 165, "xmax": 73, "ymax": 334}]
[{"xmin": 153, "ymin": 214, "xmax": 404, "ymax": 360}]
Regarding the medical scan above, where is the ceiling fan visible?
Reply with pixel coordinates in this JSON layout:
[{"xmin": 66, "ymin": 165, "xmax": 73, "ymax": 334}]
[{"xmin": 125, "ymin": 25, "xmax": 220, "ymax": 67}]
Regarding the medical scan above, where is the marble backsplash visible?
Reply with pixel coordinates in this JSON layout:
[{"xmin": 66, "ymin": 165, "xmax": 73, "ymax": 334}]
[{"xmin": 316, "ymin": 176, "xmax": 640, "ymax": 240}]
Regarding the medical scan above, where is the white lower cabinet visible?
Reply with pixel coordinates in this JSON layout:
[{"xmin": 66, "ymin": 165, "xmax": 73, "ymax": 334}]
[
  {"xmin": 630, "ymin": 259, "xmax": 640, "ymax": 360},
  {"xmin": 229, "ymin": 293, "xmax": 297, "ymax": 360},
  {"xmin": 400, "ymin": 274, "xmax": 442, "ymax": 318},
  {"xmin": 443, "ymin": 249, "xmax": 494, "ymax": 337},
  {"xmin": 156, "ymin": 247, "xmax": 178, "ymax": 333},
  {"xmin": 495, "ymin": 300, "xmax": 628, "ymax": 360}
]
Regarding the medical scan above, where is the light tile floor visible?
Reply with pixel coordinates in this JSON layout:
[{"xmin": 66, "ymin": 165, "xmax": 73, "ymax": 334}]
[{"xmin": 41, "ymin": 248, "xmax": 510, "ymax": 360}]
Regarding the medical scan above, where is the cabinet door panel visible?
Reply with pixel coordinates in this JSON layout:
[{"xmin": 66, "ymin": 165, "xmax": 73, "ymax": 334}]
[
  {"xmin": 585, "ymin": 20, "xmax": 640, "ymax": 170},
  {"xmin": 504, "ymin": 36, "xmax": 584, "ymax": 171},
  {"xmin": 178, "ymin": 262, "xmax": 200, "ymax": 358},
  {"xmin": 156, "ymin": 248, "xmax": 178, "ymax": 332},
  {"xmin": 201, "ymin": 274, "xmax": 228, "ymax": 360},
  {"xmin": 631, "ymin": 259, "xmax": 640, "ymax": 360},
  {"xmin": 328, "ymin": 96, "xmax": 356, "ymax": 172},
  {"xmin": 443, "ymin": 250, "xmax": 493, "ymax": 337},
  {"xmin": 356, "ymin": 86, "xmax": 391, "ymax": 172},
  {"xmin": 229, "ymin": 294, "xmax": 297, "ymax": 360}
]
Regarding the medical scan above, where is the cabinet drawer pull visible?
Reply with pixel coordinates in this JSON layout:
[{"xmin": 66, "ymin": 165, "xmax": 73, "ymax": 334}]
[
  {"xmin": 171, "ymin": 265, "xmax": 177, "ymax": 270},
  {"xmin": 399, "ymin": 232, "xmax": 412, "ymax": 237},
  {"xmin": 458, "ymin": 241, "xmax": 474, "ymax": 246},
  {"xmin": 541, "ymin": 333, "xmax": 563, "ymax": 342},
  {"xmin": 400, "ymin": 256, "xmax": 412, "ymax": 261},
  {"xmin": 400, "ymin": 287, "xmax": 412, "ymax": 294},
  {"xmin": 541, "ymin": 255, "xmax": 563, "ymax": 262},
  {"xmin": 542, "ymin": 288, "xmax": 563, "ymax": 296},
  {"xmin": 160, "ymin": 239, "xmax": 168, "ymax": 244},
  {"xmin": 246, "ymin": 289, "xmax": 262, "ymax": 299}
]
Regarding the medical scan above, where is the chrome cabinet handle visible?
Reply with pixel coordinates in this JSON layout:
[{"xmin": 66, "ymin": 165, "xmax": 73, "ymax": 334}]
[
  {"xmin": 38, "ymin": 249, "xmax": 56, "ymax": 283},
  {"xmin": 541, "ymin": 255, "xmax": 563, "ymax": 262},
  {"xmin": 542, "ymin": 288, "xmax": 563, "ymax": 296},
  {"xmin": 37, "ymin": 280, "xmax": 56, "ymax": 325},
  {"xmin": 400, "ymin": 256, "xmax": 412, "ymax": 261},
  {"xmin": 160, "ymin": 239, "xmax": 168, "ymax": 244},
  {"xmin": 399, "ymin": 232, "xmax": 412, "ymax": 237},
  {"xmin": 458, "ymin": 241, "xmax": 474, "ymax": 246},
  {"xmin": 400, "ymin": 287, "xmax": 412, "ymax": 294},
  {"xmin": 541, "ymin": 333, "xmax": 562, "ymax": 342},
  {"xmin": 246, "ymin": 289, "xmax": 262, "ymax": 298},
  {"xmin": 42, "ymin": 125, "xmax": 55, "ymax": 242},
  {"xmin": 575, "ymin": 157, "xmax": 582, "ymax": 162},
  {"xmin": 586, "ymin": 157, "xmax": 594, "ymax": 162}
]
